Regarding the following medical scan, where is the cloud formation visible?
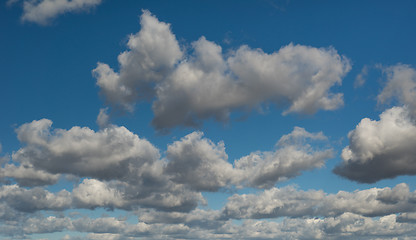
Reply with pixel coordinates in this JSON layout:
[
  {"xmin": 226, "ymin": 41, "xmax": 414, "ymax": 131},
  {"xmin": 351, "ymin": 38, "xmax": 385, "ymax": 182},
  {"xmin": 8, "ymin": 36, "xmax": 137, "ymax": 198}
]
[
  {"xmin": 13, "ymin": 118, "xmax": 160, "ymax": 181},
  {"xmin": 94, "ymin": 11, "xmax": 351, "ymax": 130},
  {"xmin": 234, "ymin": 127, "xmax": 332, "ymax": 188},
  {"xmin": 334, "ymin": 106, "xmax": 416, "ymax": 183},
  {"xmin": 222, "ymin": 183, "xmax": 416, "ymax": 219},
  {"xmin": 165, "ymin": 127, "xmax": 332, "ymax": 190},
  {"xmin": 13, "ymin": 0, "xmax": 103, "ymax": 25},
  {"xmin": 378, "ymin": 64, "xmax": 416, "ymax": 117},
  {"xmin": 1, "ymin": 119, "xmax": 332, "ymax": 215}
]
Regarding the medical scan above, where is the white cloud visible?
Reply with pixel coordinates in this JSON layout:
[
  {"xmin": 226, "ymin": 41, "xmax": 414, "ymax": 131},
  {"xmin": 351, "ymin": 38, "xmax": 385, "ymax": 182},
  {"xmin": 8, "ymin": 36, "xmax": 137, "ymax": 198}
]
[
  {"xmin": 96, "ymin": 107, "xmax": 110, "ymax": 129},
  {"xmin": 93, "ymin": 10, "xmax": 183, "ymax": 112},
  {"xmin": 20, "ymin": 0, "xmax": 102, "ymax": 25},
  {"xmin": 334, "ymin": 106, "xmax": 416, "ymax": 183},
  {"xmin": 94, "ymin": 11, "xmax": 351, "ymax": 131},
  {"xmin": 6, "ymin": 119, "xmax": 332, "ymax": 214},
  {"xmin": 165, "ymin": 131, "xmax": 235, "ymax": 191},
  {"xmin": 222, "ymin": 183, "xmax": 416, "ymax": 220},
  {"xmin": 378, "ymin": 64, "xmax": 416, "ymax": 117},
  {"xmin": 72, "ymin": 179, "xmax": 127, "ymax": 210},
  {"xmin": 234, "ymin": 127, "xmax": 332, "ymax": 188},
  {"xmin": 13, "ymin": 119, "xmax": 160, "ymax": 180},
  {"xmin": 165, "ymin": 127, "xmax": 332, "ymax": 190},
  {"xmin": 0, "ymin": 163, "xmax": 60, "ymax": 187}
]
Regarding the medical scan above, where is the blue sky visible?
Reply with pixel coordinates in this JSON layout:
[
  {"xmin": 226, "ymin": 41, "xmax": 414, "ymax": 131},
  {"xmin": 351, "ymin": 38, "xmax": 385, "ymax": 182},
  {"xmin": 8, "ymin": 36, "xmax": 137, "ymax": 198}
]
[{"xmin": 1, "ymin": 0, "xmax": 416, "ymax": 239}]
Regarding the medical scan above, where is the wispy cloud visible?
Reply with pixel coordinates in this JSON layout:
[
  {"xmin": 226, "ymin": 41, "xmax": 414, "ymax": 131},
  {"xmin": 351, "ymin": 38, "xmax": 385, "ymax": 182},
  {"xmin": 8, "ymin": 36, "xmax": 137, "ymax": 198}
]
[{"xmin": 9, "ymin": 0, "xmax": 102, "ymax": 25}]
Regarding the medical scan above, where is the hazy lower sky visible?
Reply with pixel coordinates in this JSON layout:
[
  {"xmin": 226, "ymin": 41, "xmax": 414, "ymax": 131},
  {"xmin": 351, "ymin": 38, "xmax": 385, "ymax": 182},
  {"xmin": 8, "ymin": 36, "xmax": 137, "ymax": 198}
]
[{"xmin": 1, "ymin": 0, "xmax": 416, "ymax": 239}]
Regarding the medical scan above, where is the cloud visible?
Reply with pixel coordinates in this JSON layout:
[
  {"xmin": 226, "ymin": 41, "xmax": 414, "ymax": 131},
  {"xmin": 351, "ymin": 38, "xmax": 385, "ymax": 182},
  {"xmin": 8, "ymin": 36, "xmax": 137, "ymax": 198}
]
[
  {"xmin": 165, "ymin": 131, "xmax": 235, "ymax": 191},
  {"xmin": 19, "ymin": 0, "xmax": 102, "ymax": 25},
  {"xmin": 13, "ymin": 119, "xmax": 160, "ymax": 181},
  {"xmin": 93, "ymin": 10, "xmax": 183, "ymax": 112},
  {"xmin": 10, "ymin": 119, "xmax": 205, "ymax": 212},
  {"xmin": 0, "ymin": 184, "xmax": 71, "ymax": 212},
  {"xmin": 0, "ymin": 163, "xmax": 60, "ymax": 187},
  {"xmin": 23, "ymin": 216, "xmax": 71, "ymax": 234},
  {"xmin": 378, "ymin": 64, "xmax": 416, "ymax": 117},
  {"xmin": 72, "ymin": 179, "xmax": 127, "ymax": 210},
  {"xmin": 96, "ymin": 107, "xmax": 110, "ymax": 129},
  {"xmin": 6, "ymin": 119, "xmax": 332, "ymax": 214},
  {"xmin": 334, "ymin": 106, "xmax": 416, "ymax": 183},
  {"xmin": 221, "ymin": 183, "xmax": 416, "ymax": 220},
  {"xmin": 354, "ymin": 65, "xmax": 368, "ymax": 88},
  {"xmin": 94, "ymin": 11, "xmax": 351, "ymax": 131},
  {"xmin": 165, "ymin": 127, "xmax": 332, "ymax": 190},
  {"xmin": 234, "ymin": 127, "xmax": 332, "ymax": 188}
]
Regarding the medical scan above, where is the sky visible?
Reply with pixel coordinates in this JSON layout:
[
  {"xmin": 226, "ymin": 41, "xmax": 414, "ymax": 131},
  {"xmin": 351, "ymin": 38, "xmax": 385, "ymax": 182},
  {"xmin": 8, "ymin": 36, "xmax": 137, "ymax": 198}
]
[{"xmin": 1, "ymin": 0, "xmax": 416, "ymax": 239}]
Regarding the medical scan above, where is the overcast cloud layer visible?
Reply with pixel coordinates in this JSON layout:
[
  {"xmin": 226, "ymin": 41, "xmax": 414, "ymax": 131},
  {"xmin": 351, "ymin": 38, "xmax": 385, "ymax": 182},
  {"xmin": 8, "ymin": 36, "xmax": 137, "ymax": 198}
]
[{"xmin": 93, "ymin": 11, "xmax": 351, "ymax": 130}]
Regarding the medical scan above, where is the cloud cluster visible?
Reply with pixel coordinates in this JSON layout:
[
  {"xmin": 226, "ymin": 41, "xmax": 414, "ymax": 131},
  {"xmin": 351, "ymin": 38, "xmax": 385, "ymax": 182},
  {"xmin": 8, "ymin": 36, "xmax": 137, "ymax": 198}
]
[
  {"xmin": 3, "ymin": 118, "xmax": 416, "ymax": 239},
  {"xmin": 222, "ymin": 183, "xmax": 416, "ymax": 219},
  {"xmin": 0, "ymin": 119, "xmax": 331, "ymax": 215},
  {"xmin": 94, "ymin": 11, "xmax": 351, "ymax": 130},
  {"xmin": 2, "ymin": 206, "xmax": 416, "ymax": 239},
  {"xmin": 10, "ymin": 0, "xmax": 103, "ymax": 25}
]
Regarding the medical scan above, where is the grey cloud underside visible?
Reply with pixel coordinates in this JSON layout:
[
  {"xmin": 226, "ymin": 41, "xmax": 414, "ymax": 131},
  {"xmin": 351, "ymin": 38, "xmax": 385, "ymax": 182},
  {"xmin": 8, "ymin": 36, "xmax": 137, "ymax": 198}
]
[
  {"xmin": 94, "ymin": 11, "xmax": 351, "ymax": 130},
  {"xmin": 335, "ymin": 106, "xmax": 416, "ymax": 183},
  {"xmin": 334, "ymin": 64, "xmax": 416, "ymax": 183}
]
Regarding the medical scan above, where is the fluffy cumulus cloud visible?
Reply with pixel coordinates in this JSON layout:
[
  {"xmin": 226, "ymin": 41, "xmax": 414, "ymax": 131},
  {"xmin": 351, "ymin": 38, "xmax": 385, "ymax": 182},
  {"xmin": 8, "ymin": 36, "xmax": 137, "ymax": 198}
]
[
  {"xmin": 93, "ymin": 10, "xmax": 183, "ymax": 112},
  {"xmin": 12, "ymin": 0, "xmax": 103, "ymax": 25},
  {"xmin": 3, "ymin": 119, "xmax": 416, "ymax": 239},
  {"xmin": 334, "ymin": 106, "xmax": 416, "ymax": 183},
  {"xmin": 12, "ymin": 118, "xmax": 160, "ymax": 180},
  {"xmin": 94, "ymin": 11, "xmax": 351, "ymax": 130},
  {"xmin": 165, "ymin": 131, "xmax": 235, "ymax": 191}
]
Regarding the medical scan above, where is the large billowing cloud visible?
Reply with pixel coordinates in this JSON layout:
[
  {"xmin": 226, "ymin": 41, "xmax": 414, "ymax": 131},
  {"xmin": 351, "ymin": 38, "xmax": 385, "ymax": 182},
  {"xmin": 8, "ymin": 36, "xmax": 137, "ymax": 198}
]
[
  {"xmin": 334, "ymin": 106, "xmax": 416, "ymax": 183},
  {"xmin": 11, "ymin": 0, "xmax": 103, "ymax": 25},
  {"xmin": 93, "ymin": 11, "xmax": 351, "ymax": 130}
]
